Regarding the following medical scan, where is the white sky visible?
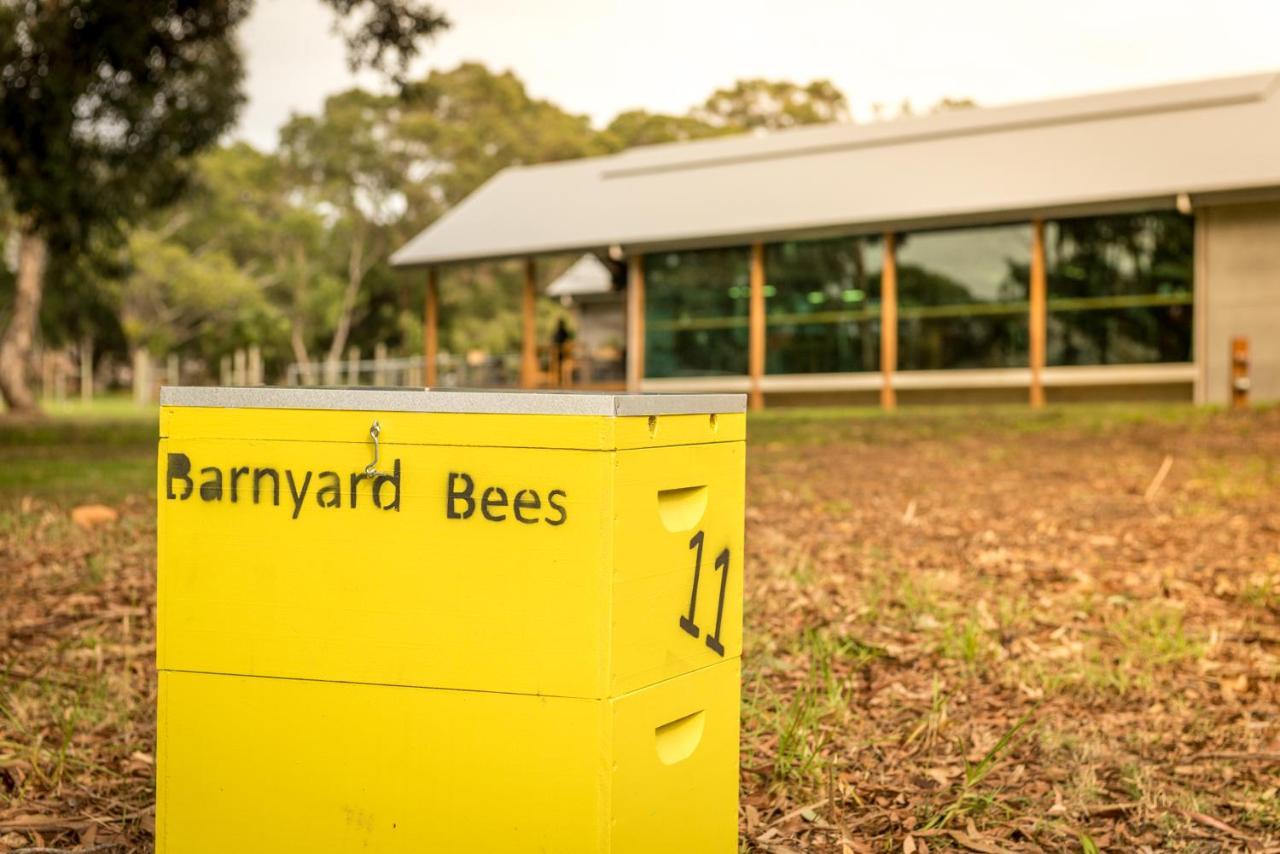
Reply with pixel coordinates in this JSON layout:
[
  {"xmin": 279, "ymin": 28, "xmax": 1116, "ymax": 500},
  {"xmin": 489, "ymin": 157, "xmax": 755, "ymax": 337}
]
[{"xmin": 237, "ymin": 0, "xmax": 1280, "ymax": 150}]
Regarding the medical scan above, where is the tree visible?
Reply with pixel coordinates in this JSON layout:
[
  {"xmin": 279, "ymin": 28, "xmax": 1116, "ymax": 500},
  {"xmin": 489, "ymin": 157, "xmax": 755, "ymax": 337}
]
[
  {"xmin": 0, "ymin": 0, "xmax": 448, "ymax": 415},
  {"xmin": 695, "ymin": 79, "xmax": 850, "ymax": 131},
  {"xmin": 115, "ymin": 229, "xmax": 279, "ymax": 363},
  {"xmin": 375, "ymin": 64, "xmax": 604, "ymax": 357},
  {"xmin": 120, "ymin": 142, "xmax": 336, "ymax": 374},
  {"xmin": 279, "ymin": 89, "xmax": 409, "ymax": 365},
  {"xmin": 600, "ymin": 110, "xmax": 729, "ymax": 150}
]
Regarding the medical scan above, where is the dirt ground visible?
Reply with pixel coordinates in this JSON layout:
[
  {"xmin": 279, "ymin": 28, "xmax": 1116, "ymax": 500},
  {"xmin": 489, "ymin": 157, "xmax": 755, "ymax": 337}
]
[{"xmin": 3, "ymin": 405, "xmax": 1279, "ymax": 852}]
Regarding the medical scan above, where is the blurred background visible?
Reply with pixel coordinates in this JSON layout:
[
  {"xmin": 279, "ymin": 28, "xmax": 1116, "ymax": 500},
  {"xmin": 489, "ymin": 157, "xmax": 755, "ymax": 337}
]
[
  {"xmin": 7, "ymin": 6, "xmax": 1280, "ymax": 853},
  {"xmin": 3, "ymin": 0, "xmax": 1279, "ymax": 415}
]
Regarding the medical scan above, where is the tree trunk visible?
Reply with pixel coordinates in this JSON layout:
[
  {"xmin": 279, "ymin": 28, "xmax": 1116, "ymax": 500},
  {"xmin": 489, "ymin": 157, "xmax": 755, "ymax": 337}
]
[
  {"xmin": 326, "ymin": 229, "xmax": 365, "ymax": 364},
  {"xmin": 0, "ymin": 226, "xmax": 47, "ymax": 415},
  {"xmin": 290, "ymin": 322, "xmax": 313, "ymax": 385}
]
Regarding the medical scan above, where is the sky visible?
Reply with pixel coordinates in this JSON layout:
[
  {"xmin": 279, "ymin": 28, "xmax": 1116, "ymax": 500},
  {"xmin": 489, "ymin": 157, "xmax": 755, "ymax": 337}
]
[{"xmin": 237, "ymin": 0, "xmax": 1280, "ymax": 150}]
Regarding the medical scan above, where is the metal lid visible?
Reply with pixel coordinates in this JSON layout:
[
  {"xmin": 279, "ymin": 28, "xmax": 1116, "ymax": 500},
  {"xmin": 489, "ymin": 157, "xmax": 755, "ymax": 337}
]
[{"xmin": 159, "ymin": 386, "xmax": 747, "ymax": 416}]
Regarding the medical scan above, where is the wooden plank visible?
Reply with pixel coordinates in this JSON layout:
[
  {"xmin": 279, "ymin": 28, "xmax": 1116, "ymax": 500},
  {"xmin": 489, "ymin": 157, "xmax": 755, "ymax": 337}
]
[
  {"xmin": 424, "ymin": 267, "xmax": 439, "ymax": 387},
  {"xmin": 1231, "ymin": 336, "xmax": 1250, "ymax": 409},
  {"xmin": 880, "ymin": 233, "xmax": 897, "ymax": 410},
  {"xmin": 521, "ymin": 257, "xmax": 537, "ymax": 389},
  {"xmin": 748, "ymin": 242, "xmax": 765, "ymax": 411},
  {"xmin": 1029, "ymin": 219, "xmax": 1047, "ymax": 408},
  {"xmin": 1193, "ymin": 210, "xmax": 1209, "ymax": 404},
  {"xmin": 626, "ymin": 255, "xmax": 645, "ymax": 391}
]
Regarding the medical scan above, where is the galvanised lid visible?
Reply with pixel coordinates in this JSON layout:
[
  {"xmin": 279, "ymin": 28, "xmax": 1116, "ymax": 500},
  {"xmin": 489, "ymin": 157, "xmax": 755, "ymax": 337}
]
[{"xmin": 159, "ymin": 386, "xmax": 747, "ymax": 416}]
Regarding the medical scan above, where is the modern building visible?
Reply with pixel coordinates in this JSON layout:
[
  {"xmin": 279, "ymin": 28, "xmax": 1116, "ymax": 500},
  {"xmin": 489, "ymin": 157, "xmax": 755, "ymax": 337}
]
[
  {"xmin": 544, "ymin": 254, "xmax": 626, "ymax": 388},
  {"xmin": 392, "ymin": 71, "xmax": 1280, "ymax": 408}
]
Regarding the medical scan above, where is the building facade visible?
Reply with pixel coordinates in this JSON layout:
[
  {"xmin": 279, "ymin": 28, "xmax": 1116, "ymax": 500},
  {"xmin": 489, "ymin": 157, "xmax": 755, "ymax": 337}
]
[{"xmin": 393, "ymin": 71, "xmax": 1280, "ymax": 407}]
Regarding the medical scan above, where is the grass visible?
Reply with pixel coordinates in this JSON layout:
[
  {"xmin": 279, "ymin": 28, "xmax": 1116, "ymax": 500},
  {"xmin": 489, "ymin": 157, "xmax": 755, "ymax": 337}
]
[
  {"xmin": 4, "ymin": 399, "xmax": 1280, "ymax": 851},
  {"xmin": 746, "ymin": 400, "xmax": 1236, "ymax": 446},
  {"xmin": 0, "ymin": 396, "xmax": 156, "ymax": 502}
]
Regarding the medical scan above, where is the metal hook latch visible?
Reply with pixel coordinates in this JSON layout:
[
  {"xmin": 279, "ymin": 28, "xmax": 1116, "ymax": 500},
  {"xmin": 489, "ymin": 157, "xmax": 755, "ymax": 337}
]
[{"xmin": 365, "ymin": 420, "xmax": 392, "ymax": 478}]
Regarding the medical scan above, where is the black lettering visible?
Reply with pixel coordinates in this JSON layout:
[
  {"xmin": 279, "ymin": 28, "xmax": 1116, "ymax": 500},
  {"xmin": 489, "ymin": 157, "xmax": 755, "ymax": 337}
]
[
  {"xmin": 373, "ymin": 459, "xmax": 401, "ymax": 511},
  {"xmin": 229, "ymin": 466, "xmax": 250, "ymax": 503},
  {"xmin": 545, "ymin": 489, "xmax": 567, "ymax": 526},
  {"xmin": 350, "ymin": 472, "xmax": 366, "ymax": 508},
  {"xmin": 680, "ymin": 530, "xmax": 705, "ymax": 639},
  {"xmin": 481, "ymin": 486, "xmax": 508, "ymax": 521},
  {"xmin": 199, "ymin": 467, "xmax": 223, "ymax": 501},
  {"xmin": 447, "ymin": 472, "xmax": 475, "ymax": 519},
  {"xmin": 705, "ymin": 548, "xmax": 730, "ymax": 657},
  {"xmin": 166, "ymin": 453, "xmax": 194, "ymax": 500},
  {"xmin": 315, "ymin": 471, "xmax": 341, "ymax": 508},
  {"xmin": 253, "ymin": 468, "xmax": 280, "ymax": 506},
  {"xmin": 286, "ymin": 470, "xmax": 312, "ymax": 520},
  {"xmin": 513, "ymin": 489, "xmax": 541, "ymax": 524}
]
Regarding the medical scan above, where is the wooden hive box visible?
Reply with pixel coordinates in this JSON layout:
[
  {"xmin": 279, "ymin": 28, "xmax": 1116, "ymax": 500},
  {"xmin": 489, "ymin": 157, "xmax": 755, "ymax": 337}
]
[{"xmin": 156, "ymin": 387, "xmax": 746, "ymax": 853}]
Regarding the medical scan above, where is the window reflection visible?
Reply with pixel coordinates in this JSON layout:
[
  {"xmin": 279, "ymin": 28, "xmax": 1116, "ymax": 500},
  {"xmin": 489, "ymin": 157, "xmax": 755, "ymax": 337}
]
[
  {"xmin": 1046, "ymin": 212, "xmax": 1193, "ymax": 365},
  {"xmin": 764, "ymin": 236, "xmax": 883, "ymax": 374},
  {"xmin": 644, "ymin": 247, "xmax": 750, "ymax": 378},
  {"xmin": 895, "ymin": 224, "xmax": 1031, "ymax": 370}
]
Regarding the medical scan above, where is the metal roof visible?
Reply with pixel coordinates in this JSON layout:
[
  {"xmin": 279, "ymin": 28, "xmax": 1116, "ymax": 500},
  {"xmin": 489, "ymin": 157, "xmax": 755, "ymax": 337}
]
[
  {"xmin": 391, "ymin": 70, "xmax": 1280, "ymax": 268},
  {"xmin": 544, "ymin": 254, "xmax": 615, "ymax": 298},
  {"xmin": 159, "ymin": 386, "xmax": 746, "ymax": 416}
]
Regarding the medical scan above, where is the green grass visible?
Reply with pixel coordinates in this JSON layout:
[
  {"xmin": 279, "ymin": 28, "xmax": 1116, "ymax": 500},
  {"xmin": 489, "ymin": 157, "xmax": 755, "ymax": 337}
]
[
  {"xmin": 746, "ymin": 401, "xmax": 1238, "ymax": 446},
  {"xmin": 0, "ymin": 396, "xmax": 156, "ymax": 502}
]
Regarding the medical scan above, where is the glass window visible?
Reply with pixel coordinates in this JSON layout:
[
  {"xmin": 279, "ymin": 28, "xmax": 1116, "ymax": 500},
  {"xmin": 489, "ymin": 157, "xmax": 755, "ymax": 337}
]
[
  {"xmin": 896, "ymin": 224, "xmax": 1031, "ymax": 370},
  {"xmin": 764, "ymin": 236, "xmax": 883, "ymax": 374},
  {"xmin": 644, "ymin": 247, "xmax": 750, "ymax": 378},
  {"xmin": 1045, "ymin": 212, "xmax": 1193, "ymax": 366}
]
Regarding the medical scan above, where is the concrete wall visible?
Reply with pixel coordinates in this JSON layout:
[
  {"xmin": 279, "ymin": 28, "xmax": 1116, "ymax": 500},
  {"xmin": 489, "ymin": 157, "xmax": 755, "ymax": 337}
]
[{"xmin": 1198, "ymin": 201, "xmax": 1280, "ymax": 404}]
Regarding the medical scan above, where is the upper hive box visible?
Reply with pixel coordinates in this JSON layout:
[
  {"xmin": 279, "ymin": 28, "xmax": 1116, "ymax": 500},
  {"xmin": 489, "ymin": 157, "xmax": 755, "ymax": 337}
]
[{"xmin": 157, "ymin": 387, "xmax": 746, "ymax": 700}]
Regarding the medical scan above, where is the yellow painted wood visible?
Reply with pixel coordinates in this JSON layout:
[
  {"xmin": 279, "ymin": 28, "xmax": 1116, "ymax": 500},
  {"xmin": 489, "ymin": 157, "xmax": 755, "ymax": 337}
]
[
  {"xmin": 160, "ymin": 406, "xmax": 744, "ymax": 450},
  {"xmin": 157, "ymin": 402, "xmax": 743, "ymax": 851},
  {"xmin": 157, "ymin": 661, "xmax": 738, "ymax": 853},
  {"xmin": 611, "ymin": 442, "xmax": 744, "ymax": 694}
]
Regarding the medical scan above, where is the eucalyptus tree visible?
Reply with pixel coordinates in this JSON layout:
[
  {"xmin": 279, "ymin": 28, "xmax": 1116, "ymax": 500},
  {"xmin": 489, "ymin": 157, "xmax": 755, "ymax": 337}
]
[{"xmin": 0, "ymin": 0, "xmax": 448, "ymax": 413}]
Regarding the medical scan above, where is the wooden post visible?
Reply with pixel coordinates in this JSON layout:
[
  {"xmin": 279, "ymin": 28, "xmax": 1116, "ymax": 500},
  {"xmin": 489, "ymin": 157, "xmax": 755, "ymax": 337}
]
[
  {"xmin": 424, "ymin": 267, "xmax": 439, "ymax": 387},
  {"xmin": 167, "ymin": 352, "xmax": 180, "ymax": 389},
  {"xmin": 521, "ymin": 257, "xmax": 537, "ymax": 389},
  {"xmin": 1029, "ymin": 218, "xmax": 1047, "ymax": 408},
  {"xmin": 41, "ymin": 350, "xmax": 53, "ymax": 401},
  {"xmin": 1231, "ymin": 337, "xmax": 1250, "ymax": 409},
  {"xmin": 79, "ymin": 335, "xmax": 93, "ymax": 403},
  {"xmin": 880, "ymin": 233, "xmax": 898, "ymax": 410},
  {"xmin": 220, "ymin": 355, "xmax": 232, "ymax": 387},
  {"xmin": 626, "ymin": 255, "xmax": 645, "ymax": 392},
  {"xmin": 233, "ymin": 348, "xmax": 247, "ymax": 386},
  {"xmin": 55, "ymin": 353, "xmax": 67, "ymax": 402},
  {"xmin": 248, "ymin": 345, "xmax": 262, "ymax": 386},
  {"xmin": 132, "ymin": 350, "xmax": 150, "ymax": 405},
  {"xmin": 749, "ymin": 242, "xmax": 766, "ymax": 411},
  {"xmin": 347, "ymin": 346, "xmax": 360, "ymax": 386},
  {"xmin": 373, "ymin": 343, "xmax": 388, "ymax": 387}
]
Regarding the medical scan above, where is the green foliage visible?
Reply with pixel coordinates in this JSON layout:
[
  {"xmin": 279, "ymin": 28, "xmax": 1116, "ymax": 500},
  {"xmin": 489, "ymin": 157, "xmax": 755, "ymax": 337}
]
[
  {"xmin": 696, "ymin": 78, "xmax": 850, "ymax": 130},
  {"xmin": 0, "ymin": 1, "xmax": 250, "ymax": 243},
  {"xmin": 322, "ymin": 0, "xmax": 450, "ymax": 83},
  {"xmin": 600, "ymin": 110, "xmax": 730, "ymax": 150},
  {"xmin": 6, "ymin": 37, "xmax": 865, "ymax": 378},
  {"xmin": 116, "ymin": 229, "xmax": 279, "ymax": 360},
  {"xmin": 398, "ymin": 63, "xmax": 607, "ymax": 206}
]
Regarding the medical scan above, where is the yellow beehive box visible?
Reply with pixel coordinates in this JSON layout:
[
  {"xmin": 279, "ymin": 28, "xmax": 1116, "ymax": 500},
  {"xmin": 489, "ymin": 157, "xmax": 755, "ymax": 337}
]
[{"xmin": 156, "ymin": 387, "xmax": 745, "ymax": 853}]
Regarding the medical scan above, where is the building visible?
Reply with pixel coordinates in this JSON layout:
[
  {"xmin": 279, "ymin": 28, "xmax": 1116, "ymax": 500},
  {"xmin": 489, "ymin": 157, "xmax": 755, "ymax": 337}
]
[
  {"xmin": 544, "ymin": 254, "xmax": 626, "ymax": 388},
  {"xmin": 392, "ymin": 71, "xmax": 1280, "ymax": 408}
]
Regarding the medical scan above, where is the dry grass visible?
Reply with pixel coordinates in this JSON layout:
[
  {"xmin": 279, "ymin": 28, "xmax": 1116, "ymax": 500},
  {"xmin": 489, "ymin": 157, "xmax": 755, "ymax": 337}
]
[{"xmin": 3, "ymin": 403, "xmax": 1280, "ymax": 852}]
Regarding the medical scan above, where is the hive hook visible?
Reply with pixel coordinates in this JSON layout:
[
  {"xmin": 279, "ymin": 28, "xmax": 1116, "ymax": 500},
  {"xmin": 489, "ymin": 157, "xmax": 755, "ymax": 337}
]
[{"xmin": 365, "ymin": 420, "xmax": 391, "ymax": 478}]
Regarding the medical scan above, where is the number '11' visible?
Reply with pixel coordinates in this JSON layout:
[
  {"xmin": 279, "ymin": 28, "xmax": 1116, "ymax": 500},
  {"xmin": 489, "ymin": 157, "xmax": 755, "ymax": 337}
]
[{"xmin": 679, "ymin": 530, "xmax": 729, "ymax": 657}]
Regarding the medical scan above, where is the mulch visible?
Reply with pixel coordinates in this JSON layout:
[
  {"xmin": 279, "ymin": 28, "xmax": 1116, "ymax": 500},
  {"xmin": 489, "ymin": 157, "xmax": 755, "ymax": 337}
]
[{"xmin": 3, "ymin": 408, "xmax": 1279, "ymax": 852}]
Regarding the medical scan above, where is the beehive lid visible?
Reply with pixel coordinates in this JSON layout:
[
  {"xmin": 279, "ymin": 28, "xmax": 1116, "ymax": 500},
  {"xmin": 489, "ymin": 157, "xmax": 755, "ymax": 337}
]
[{"xmin": 159, "ymin": 386, "xmax": 746, "ymax": 416}]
